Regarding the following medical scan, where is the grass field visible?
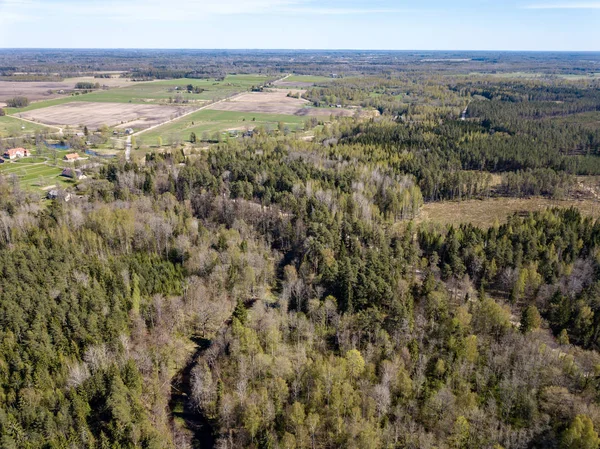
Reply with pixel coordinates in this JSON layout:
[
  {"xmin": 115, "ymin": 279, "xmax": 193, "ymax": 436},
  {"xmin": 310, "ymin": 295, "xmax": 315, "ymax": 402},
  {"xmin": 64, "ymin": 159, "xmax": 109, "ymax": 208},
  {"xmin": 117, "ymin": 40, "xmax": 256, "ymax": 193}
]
[
  {"xmin": 5, "ymin": 75, "xmax": 275, "ymax": 114},
  {"xmin": 417, "ymin": 197, "xmax": 600, "ymax": 228},
  {"xmin": 0, "ymin": 159, "xmax": 66, "ymax": 190},
  {"xmin": 285, "ymin": 75, "xmax": 332, "ymax": 83},
  {"xmin": 0, "ymin": 115, "xmax": 54, "ymax": 138},
  {"xmin": 274, "ymin": 75, "xmax": 332, "ymax": 88},
  {"xmin": 142, "ymin": 109, "xmax": 308, "ymax": 143}
]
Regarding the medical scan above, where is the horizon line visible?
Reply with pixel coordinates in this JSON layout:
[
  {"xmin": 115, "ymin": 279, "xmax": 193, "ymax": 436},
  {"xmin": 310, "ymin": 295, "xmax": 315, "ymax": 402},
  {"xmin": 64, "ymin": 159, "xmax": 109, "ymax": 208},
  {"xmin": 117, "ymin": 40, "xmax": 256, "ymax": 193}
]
[{"xmin": 1, "ymin": 48, "xmax": 600, "ymax": 53}]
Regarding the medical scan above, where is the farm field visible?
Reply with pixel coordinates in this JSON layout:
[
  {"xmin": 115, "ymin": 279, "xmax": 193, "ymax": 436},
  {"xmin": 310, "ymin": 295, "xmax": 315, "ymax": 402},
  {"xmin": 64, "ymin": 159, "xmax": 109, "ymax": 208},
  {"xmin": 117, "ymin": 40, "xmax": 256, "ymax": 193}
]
[
  {"xmin": 4, "ymin": 75, "xmax": 275, "ymax": 113},
  {"xmin": 0, "ymin": 75, "xmax": 139, "ymax": 104},
  {"xmin": 207, "ymin": 90, "xmax": 345, "ymax": 116},
  {"xmin": 0, "ymin": 115, "xmax": 54, "ymax": 138},
  {"xmin": 142, "ymin": 109, "xmax": 308, "ymax": 143},
  {"xmin": 417, "ymin": 197, "xmax": 600, "ymax": 228},
  {"xmin": 17, "ymin": 102, "xmax": 192, "ymax": 129}
]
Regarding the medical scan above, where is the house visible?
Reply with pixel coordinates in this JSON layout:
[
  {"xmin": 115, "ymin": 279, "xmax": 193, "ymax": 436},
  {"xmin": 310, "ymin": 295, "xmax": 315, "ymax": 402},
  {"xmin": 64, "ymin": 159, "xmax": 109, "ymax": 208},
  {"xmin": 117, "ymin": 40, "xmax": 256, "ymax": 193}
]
[
  {"xmin": 63, "ymin": 153, "xmax": 80, "ymax": 162},
  {"xmin": 124, "ymin": 128, "xmax": 134, "ymax": 135},
  {"xmin": 61, "ymin": 168, "xmax": 87, "ymax": 180},
  {"xmin": 75, "ymin": 132, "xmax": 85, "ymax": 138},
  {"xmin": 47, "ymin": 189, "xmax": 72, "ymax": 202},
  {"xmin": 3, "ymin": 148, "xmax": 29, "ymax": 160}
]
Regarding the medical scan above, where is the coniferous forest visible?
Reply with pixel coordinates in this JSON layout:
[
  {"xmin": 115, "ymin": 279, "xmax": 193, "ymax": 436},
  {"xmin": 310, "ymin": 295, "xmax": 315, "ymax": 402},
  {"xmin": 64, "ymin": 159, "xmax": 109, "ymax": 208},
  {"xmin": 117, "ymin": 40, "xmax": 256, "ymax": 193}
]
[{"xmin": 2, "ymin": 50, "xmax": 600, "ymax": 449}]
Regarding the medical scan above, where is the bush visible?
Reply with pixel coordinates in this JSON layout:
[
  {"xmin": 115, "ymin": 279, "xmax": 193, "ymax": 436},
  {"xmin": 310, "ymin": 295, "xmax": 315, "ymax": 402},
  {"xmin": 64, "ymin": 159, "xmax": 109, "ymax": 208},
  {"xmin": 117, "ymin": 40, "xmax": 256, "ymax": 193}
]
[
  {"xmin": 6, "ymin": 96, "xmax": 29, "ymax": 108},
  {"xmin": 0, "ymin": 108, "xmax": 5, "ymax": 116}
]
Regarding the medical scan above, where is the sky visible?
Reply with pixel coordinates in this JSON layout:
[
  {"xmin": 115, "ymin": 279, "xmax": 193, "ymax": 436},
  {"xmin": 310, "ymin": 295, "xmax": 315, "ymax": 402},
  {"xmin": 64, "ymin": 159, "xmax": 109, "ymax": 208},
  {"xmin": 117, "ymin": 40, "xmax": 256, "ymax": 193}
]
[{"xmin": 0, "ymin": 0, "xmax": 599, "ymax": 50}]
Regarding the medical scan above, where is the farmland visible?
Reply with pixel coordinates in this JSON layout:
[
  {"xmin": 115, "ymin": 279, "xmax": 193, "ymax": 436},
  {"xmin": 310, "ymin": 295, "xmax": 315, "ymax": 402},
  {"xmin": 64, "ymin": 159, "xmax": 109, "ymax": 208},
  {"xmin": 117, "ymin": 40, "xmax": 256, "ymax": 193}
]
[
  {"xmin": 4, "ymin": 75, "xmax": 275, "ymax": 114},
  {"xmin": 18, "ymin": 101, "xmax": 191, "ymax": 129},
  {"xmin": 141, "ymin": 109, "xmax": 308, "ymax": 143},
  {"xmin": 0, "ymin": 75, "xmax": 140, "ymax": 104},
  {"xmin": 207, "ymin": 89, "xmax": 354, "ymax": 117}
]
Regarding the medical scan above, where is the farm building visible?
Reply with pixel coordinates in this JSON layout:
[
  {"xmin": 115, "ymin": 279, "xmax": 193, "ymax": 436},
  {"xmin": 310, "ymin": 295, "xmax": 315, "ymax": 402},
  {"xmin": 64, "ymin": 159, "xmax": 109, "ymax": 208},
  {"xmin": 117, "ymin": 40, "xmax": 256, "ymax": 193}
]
[
  {"xmin": 3, "ymin": 148, "xmax": 30, "ymax": 159},
  {"xmin": 125, "ymin": 128, "xmax": 134, "ymax": 135},
  {"xmin": 61, "ymin": 168, "xmax": 86, "ymax": 180},
  {"xmin": 63, "ymin": 153, "xmax": 80, "ymax": 161}
]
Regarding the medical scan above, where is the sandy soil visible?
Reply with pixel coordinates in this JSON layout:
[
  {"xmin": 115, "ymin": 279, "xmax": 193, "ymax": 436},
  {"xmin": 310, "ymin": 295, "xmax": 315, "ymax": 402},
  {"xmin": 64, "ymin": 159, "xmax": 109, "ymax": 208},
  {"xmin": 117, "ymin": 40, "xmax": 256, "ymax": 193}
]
[
  {"xmin": 18, "ymin": 102, "xmax": 191, "ymax": 129},
  {"xmin": 0, "ymin": 76, "xmax": 145, "ymax": 103},
  {"xmin": 207, "ymin": 90, "xmax": 354, "ymax": 117}
]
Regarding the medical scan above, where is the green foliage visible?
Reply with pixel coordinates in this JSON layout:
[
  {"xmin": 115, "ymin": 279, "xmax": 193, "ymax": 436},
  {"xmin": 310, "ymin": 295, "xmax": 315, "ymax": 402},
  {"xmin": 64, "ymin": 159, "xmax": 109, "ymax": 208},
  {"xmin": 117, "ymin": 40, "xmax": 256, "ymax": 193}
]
[{"xmin": 561, "ymin": 415, "xmax": 600, "ymax": 449}]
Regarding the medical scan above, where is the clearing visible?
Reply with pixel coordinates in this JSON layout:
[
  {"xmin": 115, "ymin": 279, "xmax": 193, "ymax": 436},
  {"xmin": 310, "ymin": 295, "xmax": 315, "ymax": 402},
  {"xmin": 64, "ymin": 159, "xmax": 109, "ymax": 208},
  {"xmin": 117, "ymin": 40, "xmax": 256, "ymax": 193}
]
[
  {"xmin": 17, "ymin": 102, "xmax": 192, "ymax": 129},
  {"xmin": 417, "ymin": 197, "xmax": 600, "ymax": 228}
]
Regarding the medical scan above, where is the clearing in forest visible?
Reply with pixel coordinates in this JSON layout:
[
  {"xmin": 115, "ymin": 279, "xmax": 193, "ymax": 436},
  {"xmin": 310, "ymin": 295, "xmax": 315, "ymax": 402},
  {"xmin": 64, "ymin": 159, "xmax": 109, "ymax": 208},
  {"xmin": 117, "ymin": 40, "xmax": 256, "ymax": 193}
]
[{"xmin": 417, "ymin": 197, "xmax": 600, "ymax": 228}]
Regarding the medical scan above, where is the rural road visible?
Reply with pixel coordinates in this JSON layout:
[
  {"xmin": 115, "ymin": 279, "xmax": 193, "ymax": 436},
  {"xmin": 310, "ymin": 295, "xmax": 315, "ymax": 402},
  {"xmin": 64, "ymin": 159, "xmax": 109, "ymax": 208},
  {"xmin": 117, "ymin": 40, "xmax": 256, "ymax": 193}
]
[{"xmin": 131, "ymin": 73, "xmax": 292, "ymax": 139}]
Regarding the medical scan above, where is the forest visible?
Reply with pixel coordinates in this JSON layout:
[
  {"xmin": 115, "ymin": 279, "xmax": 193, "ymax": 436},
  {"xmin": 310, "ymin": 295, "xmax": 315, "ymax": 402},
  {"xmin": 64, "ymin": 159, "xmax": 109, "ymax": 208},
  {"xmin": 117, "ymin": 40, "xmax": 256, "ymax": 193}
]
[{"xmin": 2, "ymin": 51, "xmax": 600, "ymax": 449}]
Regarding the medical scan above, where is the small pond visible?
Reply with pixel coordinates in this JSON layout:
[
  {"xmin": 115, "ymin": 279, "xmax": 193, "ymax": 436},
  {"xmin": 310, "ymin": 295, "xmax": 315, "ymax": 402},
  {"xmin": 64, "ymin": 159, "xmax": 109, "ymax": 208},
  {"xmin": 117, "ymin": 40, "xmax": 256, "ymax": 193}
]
[{"xmin": 46, "ymin": 143, "xmax": 70, "ymax": 150}]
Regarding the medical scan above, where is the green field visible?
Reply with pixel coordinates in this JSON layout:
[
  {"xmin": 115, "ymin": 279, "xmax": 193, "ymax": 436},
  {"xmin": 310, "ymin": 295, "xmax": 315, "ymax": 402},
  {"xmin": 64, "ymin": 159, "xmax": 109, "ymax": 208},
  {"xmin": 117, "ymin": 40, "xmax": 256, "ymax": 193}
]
[
  {"xmin": 5, "ymin": 75, "xmax": 276, "ymax": 113},
  {"xmin": 285, "ymin": 75, "xmax": 332, "ymax": 83},
  {"xmin": 0, "ymin": 116, "xmax": 54, "ymax": 138},
  {"xmin": 141, "ymin": 109, "xmax": 308, "ymax": 143}
]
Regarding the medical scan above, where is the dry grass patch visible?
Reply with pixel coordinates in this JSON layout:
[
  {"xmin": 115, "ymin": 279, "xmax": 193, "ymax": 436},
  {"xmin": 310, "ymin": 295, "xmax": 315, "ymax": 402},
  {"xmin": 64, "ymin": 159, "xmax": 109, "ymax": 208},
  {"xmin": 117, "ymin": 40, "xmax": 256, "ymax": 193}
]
[
  {"xmin": 18, "ymin": 102, "xmax": 192, "ymax": 129},
  {"xmin": 417, "ymin": 197, "xmax": 600, "ymax": 228}
]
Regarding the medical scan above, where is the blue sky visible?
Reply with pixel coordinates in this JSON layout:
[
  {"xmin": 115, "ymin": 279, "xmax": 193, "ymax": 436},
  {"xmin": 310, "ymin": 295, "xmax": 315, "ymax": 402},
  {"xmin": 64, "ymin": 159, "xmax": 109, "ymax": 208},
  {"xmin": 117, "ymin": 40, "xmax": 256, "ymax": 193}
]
[{"xmin": 0, "ymin": 0, "xmax": 599, "ymax": 50}]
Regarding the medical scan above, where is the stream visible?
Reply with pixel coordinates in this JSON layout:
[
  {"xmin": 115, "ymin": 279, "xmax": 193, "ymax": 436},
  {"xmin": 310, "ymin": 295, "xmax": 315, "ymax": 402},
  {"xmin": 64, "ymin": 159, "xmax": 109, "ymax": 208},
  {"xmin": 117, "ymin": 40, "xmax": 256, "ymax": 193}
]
[{"xmin": 169, "ymin": 337, "xmax": 215, "ymax": 449}]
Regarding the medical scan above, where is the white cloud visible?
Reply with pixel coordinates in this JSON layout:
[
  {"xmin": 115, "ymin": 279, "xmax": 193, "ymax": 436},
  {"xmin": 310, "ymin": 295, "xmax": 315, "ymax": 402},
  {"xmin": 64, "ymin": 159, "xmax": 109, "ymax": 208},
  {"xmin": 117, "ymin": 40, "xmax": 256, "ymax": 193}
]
[{"xmin": 523, "ymin": 2, "xmax": 600, "ymax": 8}]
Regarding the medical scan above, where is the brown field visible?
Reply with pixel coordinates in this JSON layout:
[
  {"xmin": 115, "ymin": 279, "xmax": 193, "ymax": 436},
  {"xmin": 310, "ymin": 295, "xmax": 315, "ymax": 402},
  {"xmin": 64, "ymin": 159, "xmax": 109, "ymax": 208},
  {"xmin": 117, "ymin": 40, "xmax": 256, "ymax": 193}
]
[
  {"xmin": 0, "ymin": 76, "xmax": 145, "ymax": 103},
  {"xmin": 18, "ymin": 101, "xmax": 191, "ymax": 129},
  {"xmin": 207, "ymin": 90, "xmax": 354, "ymax": 117},
  {"xmin": 417, "ymin": 197, "xmax": 600, "ymax": 228}
]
